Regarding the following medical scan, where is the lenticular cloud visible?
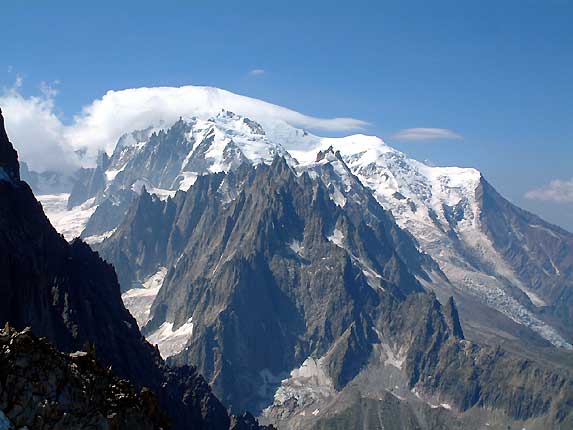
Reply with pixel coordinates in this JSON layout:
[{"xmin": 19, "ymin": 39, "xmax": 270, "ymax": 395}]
[{"xmin": 1, "ymin": 84, "xmax": 368, "ymax": 172}]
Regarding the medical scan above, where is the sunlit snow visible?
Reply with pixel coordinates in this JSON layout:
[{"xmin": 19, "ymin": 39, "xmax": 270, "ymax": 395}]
[
  {"xmin": 122, "ymin": 267, "xmax": 167, "ymax": 328},
  {"xmin": 37, "ymin": 194, "xmax": 96, "ymax": 240},
  {"xmin": 146, "ymin": 317, "xmax": 194, "ymax": 359}
]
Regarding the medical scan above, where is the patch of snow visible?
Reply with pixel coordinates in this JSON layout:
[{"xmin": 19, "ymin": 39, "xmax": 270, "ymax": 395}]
[
  {"xmin": 83, "ymin": 228, "xmax": 116, "ymax": 245},
  {"xmin": 330, "ymin": 186, "xmax": 347, "ymax": 207},
  {"xmin": 131, "ymin": 179, "xmax": 176, "ymax": 200},
  {"xmin": 264, "ymin": 356, "xmax": 335, "ymax": 417},
  {"xmin": 381, "ymin": 342, "xmax": 405, "ymax": 370},
  {"xmin": 288, "ymin": 239, "xmax": 304, "ymax": 256},
  {"xmin": 146, "ymin": 317, "xmax": 194, "ymax": 359},
  {"xmin": 149, "ymin": 187, "xmax": 177, "ymax": 200},
  {"xmin": 327, "ymin": 228, "xmax": 344, "ymax": 248},
  {"xmin": 122, "ymin": 267, "xmax": 167, "ymax": 328},
  {"xmin": 105, "ymin": 164, "xmax": 126, "ymax": 181},
  {"xmin": 37, "ymin": 194, "xmax": 96, "ymax": 240},
  {"xmin": 177, "ymin": 172, "xmax": 198, "ymax": 191},
  {"xmin": 373, "ymin": 328, "xmax": 405, "ymax": 369}
]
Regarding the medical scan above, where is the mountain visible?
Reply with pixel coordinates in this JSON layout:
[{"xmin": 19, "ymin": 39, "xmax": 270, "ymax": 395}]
[
  {"xmin": 96, "ymin": 149, "xmax": 573, "ymax": 428},
  {"xmin": 98, "ymin": 154, "xmax": 432, "ymax": 412},
  {"xmin": 300, "ymin": 135, "xmax": 573, "ymax": 350},
  {"xmin": 20, "ymin": 161, "xmax": 75, "ymax": 196},
  {"xmin": 0, "ymin": 107, "xmax": 272, "ymax": 430},
  {"xmin": 24, "ymin": 89, "xmax": 573, "ymax": 428},
  {"xmin": 54, "ymin": 105, "xmax": 572, "ymax": 354}
]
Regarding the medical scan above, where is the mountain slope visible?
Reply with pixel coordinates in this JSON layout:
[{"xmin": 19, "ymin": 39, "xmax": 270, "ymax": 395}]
[
  {"xmin": 97, "ymin": 152, "xmax": 573, "ymax": 429},
  {"xmin": 41, "ymin": 101, "xmax": 572, "ymax": 355},
  {"xmin": 291, "ymin": 134, "xmax": 573, "ymax": 350},
  {"xmin": 0, "ymin": 107, "xmax": 271, "ymax": 430},
  {"xmin": 98, "ymin": 156, "xmax": 431, "ymax": 413}
]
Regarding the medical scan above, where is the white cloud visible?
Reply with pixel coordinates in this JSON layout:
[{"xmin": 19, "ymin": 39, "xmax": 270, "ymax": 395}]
[
  {"xmin": 1, "ymin": 84, "xmax": 367, "ymax": 172},
  {"xmin": 0, "ymin": 85, "xmax": 78, "ymax": 173},
  {"xmin": 392, "ymin": 127, "xmax": 462, "ymax": 141},
  {"xmin": 248, "ymin": 68, "xmax": 265, "ymax": 76},
  {"xmin": 525, "ymin": 178, "xmax": 573, "ymax": 204},
  {"xmin": 65, "ymin": 85, "xmax": 368, "ymax": 157}
]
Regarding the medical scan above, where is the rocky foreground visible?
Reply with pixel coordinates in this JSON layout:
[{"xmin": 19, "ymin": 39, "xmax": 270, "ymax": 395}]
[{"xmin": 0, "ymin": 325, "xmax": 168, "ymax": 430}]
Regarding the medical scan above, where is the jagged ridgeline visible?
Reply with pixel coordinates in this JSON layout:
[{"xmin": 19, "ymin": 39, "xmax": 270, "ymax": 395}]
[
  {"xmin": 97, "ymin": 148, "xmax": 573, "ymax": 428},
  {"xmin": 0, "ymin": 108, "xmax": 273, "ymax": 430},
  {"xmin": 59, "ymin": 107, "xmax": 572, "ymax": 357}
]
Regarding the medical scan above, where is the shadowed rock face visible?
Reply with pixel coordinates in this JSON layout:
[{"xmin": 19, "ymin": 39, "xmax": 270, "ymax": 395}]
[
  {"xmin": 0, "ymin": 326, "xmax": 169, "ymax": 430},
  {"xmin": 0, "ymin": 108, "xmax": 273, "ymax": 430},
  {"xmin": 377, "ymin": 293, "xmax": 573, "ymax": 427},
  {"xmin": 476, "ymin": 178, "xmax": 573, "ymax": 341},
  {"xmin": 0, "ymin": 108, "xmax": 19, "ymax": 182}
]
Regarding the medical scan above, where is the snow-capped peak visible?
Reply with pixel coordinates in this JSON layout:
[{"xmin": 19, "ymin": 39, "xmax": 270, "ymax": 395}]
[{"xmin": 100, "ymin": 111, "xmax": 293, "ymax": 198}]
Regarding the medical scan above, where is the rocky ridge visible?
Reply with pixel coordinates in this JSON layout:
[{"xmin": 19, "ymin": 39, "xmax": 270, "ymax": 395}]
[{"xmin": 0, "ymin": 325, "xmax": 168, "ymax": 430}]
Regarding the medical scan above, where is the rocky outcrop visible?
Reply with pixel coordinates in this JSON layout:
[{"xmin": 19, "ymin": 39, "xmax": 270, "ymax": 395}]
[
  {"xmin": 0, "ymin": 108, "xmax": 20, "ymax": 182},
  {"xmin": 379, "ymin": 293, "xmax": 573, "ymax": 427},
  {"xmin": 0, "ymin": 325, "xmax": 169, "ymax": 430}
]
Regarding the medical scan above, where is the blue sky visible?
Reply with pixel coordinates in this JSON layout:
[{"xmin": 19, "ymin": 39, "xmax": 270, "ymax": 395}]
[{"xmin": 1, "ymin": 0, "xmax": 572, "ymax": 230}]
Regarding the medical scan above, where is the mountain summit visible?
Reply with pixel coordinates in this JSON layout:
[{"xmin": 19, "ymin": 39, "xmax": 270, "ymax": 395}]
[{"xmin": 0, "ymin": 108, "xmax": 20, "ymax": 182}]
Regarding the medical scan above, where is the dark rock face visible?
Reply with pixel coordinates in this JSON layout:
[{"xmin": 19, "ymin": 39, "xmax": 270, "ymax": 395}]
[
  {"xmin": 68, "ymin": 167, "xmax": 105, "ymax": 209},
  {"xmin": 98, "ymin": 188, "xmax": 178, "ymax": 291},
  {"xmin": 476, "ymin": 178, "xmax": 573, "ymax": 342},
  {"xmin": 310, "ymin": 393, "xmax": 464, "ymax": 430},
  {"xmin": 0, "ymin": 108, "xmax": 20, "ymax": 182},
  {"xmin": 0, "ymin": 326, "xmax": 169, "ymax": 430},
  {"xmin": 378, "ymin": 293, "xmax": 573, "ymax": 427},
  {"xmin": 0, "ymin": 108, "xmax": 272, "ymax": 430},
  {"xmin": 81, "ymin": 188, "xmax": 137, "ymax": 239}
]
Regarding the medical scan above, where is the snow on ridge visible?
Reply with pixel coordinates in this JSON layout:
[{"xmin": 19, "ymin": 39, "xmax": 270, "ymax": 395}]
[
  {"xmin": 146, "ymin": 316, "xmax": 194, "ymax": 359},
  {"xmin": 292, "ymin": 133, "xmax": 571, "ymax": 349},
  {"xmin": 83, "ymin": 228, "xmax": 116, "ymax": 245},
  {"xmin": 63, "ymin": 85, "xmax": 366, "ymax": 168},
  {"xmin": 122, "ymin": 267, "xmax": 168, "ymax": 328},
  {"xmin": 327, "ymin": 228, "xmax": 345, "ymax": 248},
  {"xmin": 264, "ymin": 356, "xmax": 335, "ymax": 416}
]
